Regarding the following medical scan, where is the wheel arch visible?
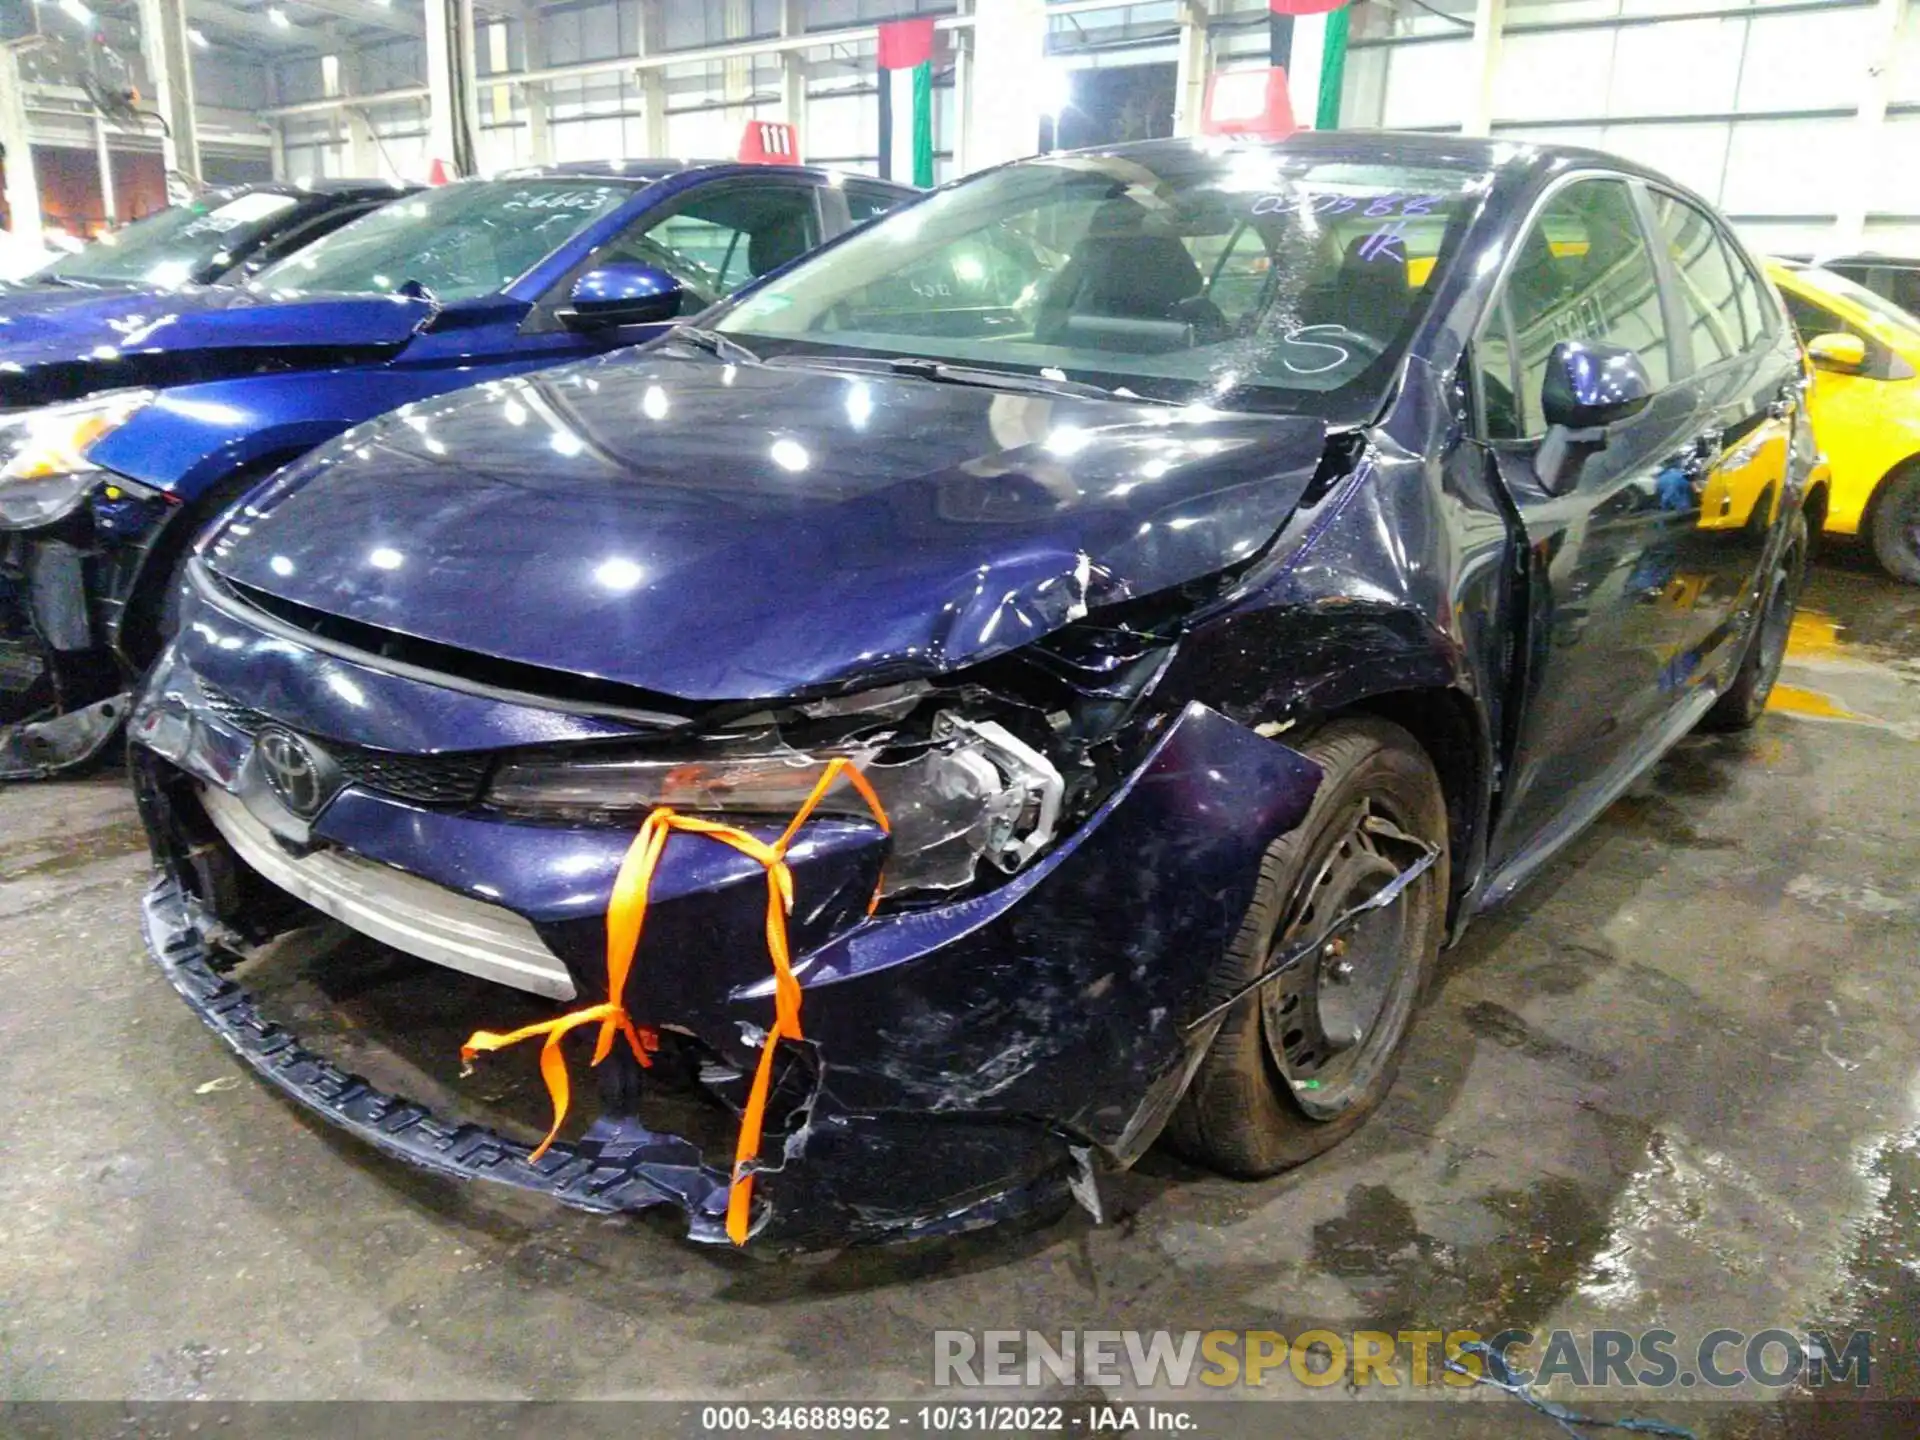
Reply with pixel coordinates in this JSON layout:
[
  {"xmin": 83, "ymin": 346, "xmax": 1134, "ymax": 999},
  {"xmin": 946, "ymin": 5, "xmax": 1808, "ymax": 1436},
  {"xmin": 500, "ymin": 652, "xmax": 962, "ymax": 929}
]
[
  {"xmin": 1860, "ymin": 451, "xmax": 1920, "ymax": 536},
  {"xmin": 1319, "ymin": 686, "xmax": 1486, "ymax": 926},
  {"xmin": 1802, "ymin": 476, "xmax": 1830, "ymax": 537},
  {"xmin": 114, "ymin": 448, "xmax": 314, "ymax": 668}
]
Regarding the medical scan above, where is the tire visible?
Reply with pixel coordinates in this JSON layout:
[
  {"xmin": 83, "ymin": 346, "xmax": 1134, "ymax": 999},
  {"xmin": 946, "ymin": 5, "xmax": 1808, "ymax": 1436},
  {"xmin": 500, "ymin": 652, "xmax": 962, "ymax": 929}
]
[
  {"xmin": 1165, "ymin": 717, "xmax": 1450, "ymax": 1178},
  {"xmin": 1702, "ymin": 511, "xmax": 1808, "ymax": 732},
  {"xmin": 1868, "ymin": 463, "xmax": 1920, "ymax": 585}
]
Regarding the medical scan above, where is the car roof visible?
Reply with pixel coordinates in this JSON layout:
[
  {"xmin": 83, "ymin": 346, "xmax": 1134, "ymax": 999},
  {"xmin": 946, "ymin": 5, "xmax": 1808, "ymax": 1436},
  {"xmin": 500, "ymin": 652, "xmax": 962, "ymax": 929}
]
[
  {"xmin": 199, "ymin": 179, "xmax": 420, "ymax": 204},
  {"xmin": 491, "ymin": 159, "xmax": 917, "ymax": 192},
  {"xmin": 1069, "ymin": 130, "xmax": 1716, "ymax": 198}
]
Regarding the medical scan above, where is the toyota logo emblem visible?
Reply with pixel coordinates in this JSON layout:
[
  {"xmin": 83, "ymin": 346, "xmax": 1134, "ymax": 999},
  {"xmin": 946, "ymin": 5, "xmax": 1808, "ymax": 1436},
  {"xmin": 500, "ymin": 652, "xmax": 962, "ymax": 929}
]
[{"xmin": 255, "ymin": 727, "xmax": 331, "ymax": 818}]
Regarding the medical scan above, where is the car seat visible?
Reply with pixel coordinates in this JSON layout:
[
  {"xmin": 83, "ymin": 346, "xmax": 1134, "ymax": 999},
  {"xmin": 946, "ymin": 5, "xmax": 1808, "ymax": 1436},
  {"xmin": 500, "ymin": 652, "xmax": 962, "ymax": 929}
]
[
  {"xmin": 749, "ymin": 212, "xmax": 813, "ymax": 279},
  {"xmin": 1034, "ymin": 231, "xmax": 1229, "ymax": 352},
  {"xmin": 1297, "ymin": 233, "xmax": 1416, "ymax": 341}
]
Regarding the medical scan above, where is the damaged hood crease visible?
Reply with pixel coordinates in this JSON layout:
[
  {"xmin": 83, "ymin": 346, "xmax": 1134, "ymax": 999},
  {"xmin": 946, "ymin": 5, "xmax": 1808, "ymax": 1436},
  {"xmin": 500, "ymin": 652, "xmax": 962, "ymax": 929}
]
[{"xmin": 205, "ymin": 354, "xmax": 1330, "ymax": 700}]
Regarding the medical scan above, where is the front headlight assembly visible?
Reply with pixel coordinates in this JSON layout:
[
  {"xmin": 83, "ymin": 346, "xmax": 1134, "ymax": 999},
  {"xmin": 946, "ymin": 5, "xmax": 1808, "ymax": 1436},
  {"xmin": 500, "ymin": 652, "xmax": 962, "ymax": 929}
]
[
  {"xmin": 0, "ymin": 390, "xmax": 154, "ymax": 530},
  {"xmin": 487, "ymin": 709, "xmax": 1067, "ymax": 900}
]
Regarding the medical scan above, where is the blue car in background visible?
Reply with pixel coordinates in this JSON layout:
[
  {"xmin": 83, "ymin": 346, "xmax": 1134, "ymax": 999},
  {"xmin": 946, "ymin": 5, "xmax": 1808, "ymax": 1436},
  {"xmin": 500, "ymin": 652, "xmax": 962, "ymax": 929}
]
[
  {"xmin": 0, "ymin": 161, "xmax": 916, "ymax": 776},
  {"xmin": 1, "ymin": 180, "xmax": 409, "ymax": 295}
]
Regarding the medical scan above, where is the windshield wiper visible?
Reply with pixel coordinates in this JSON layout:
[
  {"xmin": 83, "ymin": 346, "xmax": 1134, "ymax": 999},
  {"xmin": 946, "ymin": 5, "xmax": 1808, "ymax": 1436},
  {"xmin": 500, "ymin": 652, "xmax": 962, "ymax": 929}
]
[
  {"xmin": 669, "ymin": 325, "xmax": 760, "ymax": 365},
  {"xmin": 771, "ymin": 352, "xmax": 1135, "ymax": 402},
  {"xmin": 884, "ymin": 357, "xmax": 1131, "ymax": 402}
]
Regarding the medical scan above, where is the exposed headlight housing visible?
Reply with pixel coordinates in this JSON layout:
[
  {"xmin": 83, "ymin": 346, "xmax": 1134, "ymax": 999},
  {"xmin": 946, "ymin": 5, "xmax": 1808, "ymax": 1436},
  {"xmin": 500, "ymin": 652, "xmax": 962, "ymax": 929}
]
[
  {"xmin": 0, "ymin": 390, "xmax": 154, "ymax": 530},
  {"xmin": 487, "ymin": 709, "xmax": 1067, "ymax": 899}
]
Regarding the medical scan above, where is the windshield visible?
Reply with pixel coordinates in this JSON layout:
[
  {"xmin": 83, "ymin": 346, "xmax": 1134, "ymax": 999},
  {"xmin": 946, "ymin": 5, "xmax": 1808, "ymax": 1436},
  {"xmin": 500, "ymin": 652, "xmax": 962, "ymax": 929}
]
[
  {"xmin": 716, "ymin": 147, "xmax": 1487, "ymax": 413},
  {"xmin": 249, "ymin": 178, "xmax": 638, "ymax": 303},
  {"xmin": 1799, "ymin": 266, "xmax": 1920, "ymax": 337},
  {"xmin": 39, "ymin": 191, "xmax": 303, "ymax": 288}
]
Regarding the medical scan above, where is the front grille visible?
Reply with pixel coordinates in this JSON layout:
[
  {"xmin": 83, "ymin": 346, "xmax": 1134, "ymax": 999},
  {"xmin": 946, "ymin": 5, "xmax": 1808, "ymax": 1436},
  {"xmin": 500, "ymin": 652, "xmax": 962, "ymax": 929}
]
[
  {"xmin": 199, "ymin": 685, "xmax": 271, "ymax": 735},
  {"xmin": 333, "ymin": 748, "xmax": 491, "ymax": 807},
  {"xmin": 199, "ymin": 682, "xmax": 491, "ymax": 808}
]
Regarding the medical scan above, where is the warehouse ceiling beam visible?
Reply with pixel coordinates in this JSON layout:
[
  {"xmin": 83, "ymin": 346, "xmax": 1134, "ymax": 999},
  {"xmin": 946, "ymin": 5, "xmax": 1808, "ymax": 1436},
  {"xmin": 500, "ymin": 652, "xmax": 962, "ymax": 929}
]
[
  {"xmin": 278, "ymin": 0, "xmax": 423, "ymax": 39},
  {"xmin": 249, "ymin": 8, "xmax": 982, "ymax": 117}
]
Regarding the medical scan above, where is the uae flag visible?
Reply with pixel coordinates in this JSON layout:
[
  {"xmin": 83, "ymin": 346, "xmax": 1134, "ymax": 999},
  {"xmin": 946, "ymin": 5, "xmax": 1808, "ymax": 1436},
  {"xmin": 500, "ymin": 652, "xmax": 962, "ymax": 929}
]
[
  {"xmin": 877, "ymin": 17, "xmax": 936, "ymax": 188},
  {"xmin": 1269, "ymin": 0, "xmax": 1354, "ymax": 131}
]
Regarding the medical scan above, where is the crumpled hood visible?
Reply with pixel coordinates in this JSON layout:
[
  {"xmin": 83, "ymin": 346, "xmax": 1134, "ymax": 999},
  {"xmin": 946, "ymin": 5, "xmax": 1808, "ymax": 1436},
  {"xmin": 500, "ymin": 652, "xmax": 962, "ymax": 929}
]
[
  {"xmin": 205, "ymin": 350, "xmax": 1329, "ymax": 700},
  {"xmin": 0, "ymin": 286, "xmax": 429, "ymax": 401}
]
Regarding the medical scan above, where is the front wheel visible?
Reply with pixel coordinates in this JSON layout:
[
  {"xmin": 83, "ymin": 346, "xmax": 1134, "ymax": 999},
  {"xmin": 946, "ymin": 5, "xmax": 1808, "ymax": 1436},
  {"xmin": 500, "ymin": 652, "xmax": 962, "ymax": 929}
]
[
  {"xmin": 1166, "ymin": 717, "xmax": 1449, "ymax": 1177},
  {"xmin": 1702, "ymin": 510, "xmax": 1807, "ymax": 732},
  {"xmin": 1869, "ymin": 463, "xmax": 1920, "ymax": 585}
]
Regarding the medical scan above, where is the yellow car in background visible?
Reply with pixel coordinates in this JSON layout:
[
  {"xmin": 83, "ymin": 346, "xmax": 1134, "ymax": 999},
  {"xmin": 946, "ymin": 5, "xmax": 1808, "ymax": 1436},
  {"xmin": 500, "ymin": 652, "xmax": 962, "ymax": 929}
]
[{"xmin": 1767, "ymin": 259, "xmax": 1920, "ymax": 581}]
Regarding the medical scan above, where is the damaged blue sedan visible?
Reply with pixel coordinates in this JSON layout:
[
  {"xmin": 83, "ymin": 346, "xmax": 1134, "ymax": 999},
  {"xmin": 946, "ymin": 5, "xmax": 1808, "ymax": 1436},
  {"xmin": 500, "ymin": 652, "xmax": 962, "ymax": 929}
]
[{"xmin": 128, "ymin": 133, "xmax": 1816, "ymax": 1247}]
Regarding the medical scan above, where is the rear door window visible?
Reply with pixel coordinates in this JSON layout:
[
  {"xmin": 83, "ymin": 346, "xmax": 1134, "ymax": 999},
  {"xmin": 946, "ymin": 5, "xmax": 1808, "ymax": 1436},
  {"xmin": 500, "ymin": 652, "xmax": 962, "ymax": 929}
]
[
  {"xmin": 1723, "ymin": 238, "xmax": 1775, "ymax": 350},
  {"xmin": 1650, "ymin": 192, "xmax": 1746, "ymax": 365},
  {"xmin": 846, "ymin": 185, "xmax": 910, "ymax": 225}
]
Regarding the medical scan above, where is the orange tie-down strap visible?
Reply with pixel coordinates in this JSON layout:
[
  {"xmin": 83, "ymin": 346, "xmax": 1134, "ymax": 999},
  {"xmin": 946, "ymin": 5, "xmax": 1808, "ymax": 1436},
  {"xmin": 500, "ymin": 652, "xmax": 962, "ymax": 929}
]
[{"xmin": 460, "ymin": 758, "xmax": 889, "ymax": 1245}]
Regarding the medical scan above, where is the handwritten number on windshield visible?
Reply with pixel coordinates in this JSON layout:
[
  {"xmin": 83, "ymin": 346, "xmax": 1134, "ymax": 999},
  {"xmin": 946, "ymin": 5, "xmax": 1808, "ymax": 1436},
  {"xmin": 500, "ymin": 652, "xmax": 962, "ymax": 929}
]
[{"xmin": 1250, "ymin": 191, "xmax": 1442, "ymax": 219}]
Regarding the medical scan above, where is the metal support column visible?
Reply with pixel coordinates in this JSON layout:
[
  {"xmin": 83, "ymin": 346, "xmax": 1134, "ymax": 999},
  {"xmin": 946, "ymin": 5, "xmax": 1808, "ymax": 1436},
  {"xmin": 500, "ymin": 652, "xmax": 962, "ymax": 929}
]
[
  {"xmin": 0, "ymin": 43, "xmax": 40, "ymax": 241},
  {"xmin": 969, "ymin": 0, "xmax": 1047, "ymax": 169},
  {"xmin": 1834, "ymin": 0, "xmax": 1910, "ymax": 249},
  {"xmin": 638, "ymin": 0, "xmax": 667, "ymax": 158},
  {"xmin": 950, "ymin": 5, "xmax": 971, "ymax": 176},
  {"xmin": 1172, "ymin": 0, "xmax": 1210, "ymax": 138},
  {"xmin": 424, "ymin": 0, "xmax": 461, "ymax": 171},
  {"xmin": 1462, "ymin": 0, "xmax": 1505, "ymax": 137},
  {"xmin": 780, "ymin": 0, "xmax": 806, "ymax": 154},
  {"xmin": 520, "ymin": 3, "xmax": 551, "ymax": 165},
  {"xmin": 94, "ymin": 114, "xmax": 118, "ymax": 224},
  {"xmin": 457, "ymin": 0, "xmax": 484, "ymax": 171},
  {"xmin": 136, "ymin": 0, "xmax": 202, "ymax": 185},
  {"xmin": 723, "ymin": 0, "xmax": 751, "ymax": 109}
]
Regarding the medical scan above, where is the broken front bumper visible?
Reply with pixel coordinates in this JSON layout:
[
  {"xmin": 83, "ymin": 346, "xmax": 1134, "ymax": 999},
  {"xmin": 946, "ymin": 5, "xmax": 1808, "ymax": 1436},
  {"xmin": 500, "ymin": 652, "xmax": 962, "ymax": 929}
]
[
  {"xmin": 142, "ymin": 876, "xmax": 742, "ymax": 1241},
  {"xmin": 131, "ymin": 626, "xmax": 1325, "ymax": 1244},
  {"xmin": 1, "ymin": 486, "xmax": 173, "ymax": 780}
]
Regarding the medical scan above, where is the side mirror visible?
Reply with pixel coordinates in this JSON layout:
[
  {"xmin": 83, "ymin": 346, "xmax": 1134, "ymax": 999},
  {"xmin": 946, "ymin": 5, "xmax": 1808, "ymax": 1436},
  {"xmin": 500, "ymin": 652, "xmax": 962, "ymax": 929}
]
[
  {"xmin": 1806, "ymin": 331, "xmax": 1867, "ymax": 372},
  {"xmin": 564, "ymin": 262, "xmax": 683, "ymax": 329},
  {"xmin": 1536, "ymin": 340, "xmax": 1654, "ymax": 495},
  {"xmin": 1541, "ymin": 339, "xmax": 1654, "ymax": 430}
]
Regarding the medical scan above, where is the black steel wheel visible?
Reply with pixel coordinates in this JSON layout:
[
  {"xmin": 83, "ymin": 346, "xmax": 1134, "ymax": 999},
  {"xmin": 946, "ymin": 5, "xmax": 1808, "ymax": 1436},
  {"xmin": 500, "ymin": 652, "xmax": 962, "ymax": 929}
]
[
  {"xmin": 1703, "ymin": 510, "xmax": 1807, "ymax": 731},
  {"xmin": 1166, "ymin": 717, "xmax": 1449, "ymax": 1177}
]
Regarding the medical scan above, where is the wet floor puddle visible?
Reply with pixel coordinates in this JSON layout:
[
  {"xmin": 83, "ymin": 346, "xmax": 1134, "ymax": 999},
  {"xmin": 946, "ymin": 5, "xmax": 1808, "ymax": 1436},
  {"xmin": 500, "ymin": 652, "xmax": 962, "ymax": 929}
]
[{"xmin": 1767, "ymin": 608, "xmax": 1920, "ymax": 737}]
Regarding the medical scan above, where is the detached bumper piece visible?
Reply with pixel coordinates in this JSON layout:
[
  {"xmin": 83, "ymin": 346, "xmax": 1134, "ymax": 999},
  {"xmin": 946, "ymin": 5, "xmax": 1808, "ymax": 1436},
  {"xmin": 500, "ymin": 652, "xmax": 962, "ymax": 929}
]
[
  {"xmin": 141, "ymin": 878, "xmax": 741, "ymax": 1243},
  {"xmin": 0, "ymin": 692, "xmax": 130, "ymax": 780}
]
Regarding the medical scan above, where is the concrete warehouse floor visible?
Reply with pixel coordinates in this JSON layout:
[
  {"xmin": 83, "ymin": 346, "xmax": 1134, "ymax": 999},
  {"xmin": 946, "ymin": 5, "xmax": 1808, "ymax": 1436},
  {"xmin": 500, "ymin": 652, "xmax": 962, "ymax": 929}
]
[{"xmin": 2, "ymin": 548, "xmax": 1917, "ymax": 1440}]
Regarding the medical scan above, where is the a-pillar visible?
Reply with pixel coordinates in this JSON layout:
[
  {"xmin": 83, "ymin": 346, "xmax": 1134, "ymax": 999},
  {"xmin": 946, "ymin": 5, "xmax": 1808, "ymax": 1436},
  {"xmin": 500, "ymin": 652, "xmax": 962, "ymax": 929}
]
[{"xmin": 136, "ymin": 0, "xmax": 201, "ymax": 185}]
